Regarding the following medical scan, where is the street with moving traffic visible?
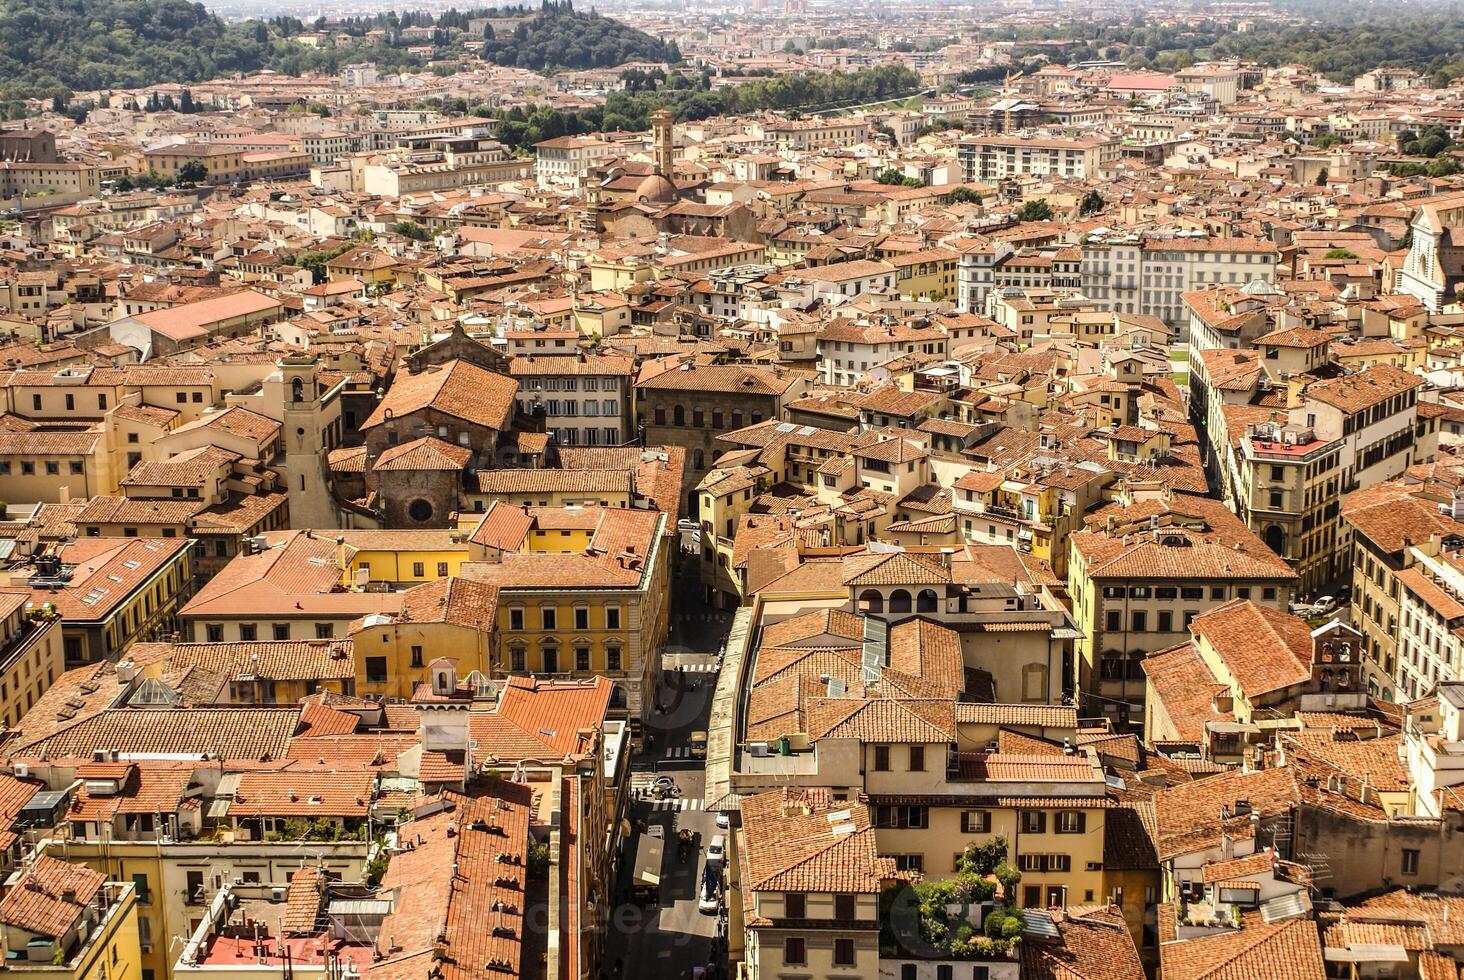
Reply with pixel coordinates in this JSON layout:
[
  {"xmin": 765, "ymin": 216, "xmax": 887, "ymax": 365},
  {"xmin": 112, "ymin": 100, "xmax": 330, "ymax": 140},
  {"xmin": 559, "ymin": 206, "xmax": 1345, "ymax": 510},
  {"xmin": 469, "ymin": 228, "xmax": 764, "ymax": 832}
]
[{"xmin": 600, "ymin": 538, "xmax": 733, "ymax": 980}]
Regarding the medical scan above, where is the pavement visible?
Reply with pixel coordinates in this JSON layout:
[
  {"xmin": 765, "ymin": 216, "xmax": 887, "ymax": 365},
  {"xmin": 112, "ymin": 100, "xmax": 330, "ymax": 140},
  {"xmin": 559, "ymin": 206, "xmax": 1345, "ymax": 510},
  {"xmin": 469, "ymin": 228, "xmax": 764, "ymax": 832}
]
[{"xmin": 603, "ymin": 560, "xmax": 733, "ymax": 980}]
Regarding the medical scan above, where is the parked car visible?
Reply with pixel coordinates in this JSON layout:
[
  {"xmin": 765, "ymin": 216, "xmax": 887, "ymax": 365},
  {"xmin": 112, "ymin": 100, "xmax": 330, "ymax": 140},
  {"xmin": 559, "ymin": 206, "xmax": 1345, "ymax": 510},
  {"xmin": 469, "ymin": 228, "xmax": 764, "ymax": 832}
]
[
  {"xmin": 715, "ymin": 810, "xmax": 730, "ymax": 830},
  {"xmin": 706, "ymin": 834, "xmax": 726, "ymax": 868},
  {"xmin": 697, "ymin": 871, "xmax": 721, "ymax": 915}
]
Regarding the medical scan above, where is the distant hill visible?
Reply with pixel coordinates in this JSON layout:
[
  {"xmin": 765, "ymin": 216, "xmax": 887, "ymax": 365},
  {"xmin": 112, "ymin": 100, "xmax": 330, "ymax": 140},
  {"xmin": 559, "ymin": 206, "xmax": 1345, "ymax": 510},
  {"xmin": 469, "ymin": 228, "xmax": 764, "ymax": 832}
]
[
  {"xmin": 0, "ymin": 0, "xmax": 430, "ymax": 104},
  {"xmin": 479, "ymin": 1, "xmax": 678, "ymax": 73},
  {"xmin": 0, "ymin": 0, "xmax": 275, "ymax": 99}
]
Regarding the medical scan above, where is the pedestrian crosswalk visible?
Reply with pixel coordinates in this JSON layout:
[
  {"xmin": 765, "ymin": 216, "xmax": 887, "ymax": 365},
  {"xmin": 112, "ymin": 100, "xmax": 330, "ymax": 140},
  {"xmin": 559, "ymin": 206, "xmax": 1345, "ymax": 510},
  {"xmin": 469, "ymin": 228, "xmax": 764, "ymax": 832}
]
[
  {"xmin": 664, "ymin": 746, "xmax": 697, "ymax": 759},
  {"xmin": 667, "ymin": 662, "xmax": 718, "ymax": 674},
  {"xmin": 628, "ymin": 773, "xmax": 704, "ymax": 810}
]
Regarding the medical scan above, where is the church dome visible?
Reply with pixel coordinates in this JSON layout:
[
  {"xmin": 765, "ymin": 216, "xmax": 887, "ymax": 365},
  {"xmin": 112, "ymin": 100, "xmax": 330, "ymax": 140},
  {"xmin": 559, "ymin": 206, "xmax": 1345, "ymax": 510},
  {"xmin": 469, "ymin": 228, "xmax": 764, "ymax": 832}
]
[{"xmin": 635, "ymin": 173, "xmax": 677, "ymax": 204}]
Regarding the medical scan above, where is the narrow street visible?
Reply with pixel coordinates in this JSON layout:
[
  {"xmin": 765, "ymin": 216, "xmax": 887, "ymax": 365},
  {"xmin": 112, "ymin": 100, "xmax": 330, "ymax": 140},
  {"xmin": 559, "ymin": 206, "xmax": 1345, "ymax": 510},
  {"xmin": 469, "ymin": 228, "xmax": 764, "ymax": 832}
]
[
  {"xmin": 603, "ymin": 547, "xmax": 732, "ymax": 980},
  {"xmin": 605, "ymin": 660, "xmax": 726, "ymax": 979}
]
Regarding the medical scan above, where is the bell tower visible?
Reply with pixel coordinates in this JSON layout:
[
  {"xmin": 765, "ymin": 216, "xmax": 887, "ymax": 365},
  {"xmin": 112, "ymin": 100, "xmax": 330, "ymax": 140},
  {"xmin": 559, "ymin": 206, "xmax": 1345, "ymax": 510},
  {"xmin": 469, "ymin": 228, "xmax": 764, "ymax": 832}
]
[
  {"xmin": 275, "ymin": 355, "xmax": 342, "ymax": 529},
  {"xmin": 651, "ymin": 108, "xmax": 674, "ymax": 178}
]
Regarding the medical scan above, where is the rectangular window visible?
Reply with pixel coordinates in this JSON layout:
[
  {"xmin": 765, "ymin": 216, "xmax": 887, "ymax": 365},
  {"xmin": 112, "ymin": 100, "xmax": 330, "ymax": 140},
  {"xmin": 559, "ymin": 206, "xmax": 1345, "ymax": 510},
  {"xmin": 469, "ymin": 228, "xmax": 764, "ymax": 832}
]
[
  {"xmin": 1402, "ymin": 848, "xmax": 1420, "ymax": 875},
  {"xmin": 366, "ymin": 657, "xmax": 388, "ymax": 684},
  {"xmin": 1105, "ymin": 610, "xmax": 1121, "ymax": 632},
  {"xmin": 272, "ymin": 623, "xmax": 290, "ymax": 640},
  {"xmin": 874, "ymin": 745, "xmax": 890, "ymax": 771},
  {"xmin": 510, "ymin": 608, "xmax": 523, "ymax": 630},
  {"xmin": 575, "ymin": 608, "xmax": 589, "ymax": 630},
  {"xmin": 908, "ymin": 745, "xmax": 925, "ymax": 771},
  {"xmin": 833, "ymin": 938, "xmax": 855, "ymax": 967},
  {"xmin": 835, "ymin": 894, "xmax": 856, "ymax": 920},
  {"xmin": 1022, "ymin": 810, "xmax": 1046, "ymax": 834},
  {"xmin": 239, "ymin": 624, "xmax": 256, "ymax": 641},
  {"xmin": 437, "ymin": 562, "xmax": 449, "ymax": 576},
  {"xmin": 893, "ymin": 854, "xmax": 923, "ymax": 872},
  {"xmin": 576, "ymin": 648, "xmax": 590, "ymax": 671},
  {"xmin": 1056, "ymin": 811, "xmax": 1085, "ymax": 834},
  {"xmin": 606, "ymin": 607, "xmax": 621, "ymax": 629},
  {"xmin": 542, "ymin": 608, "xmax": 557, "ymax": 630},
  {"xmin": 413, "ymin": 562, "xmax": 424, "ymax": 577},
  {"xmin": 783, "ymin": 938, "xmax": 806, "ymax": 966},
  {"xmin": 961, "ymin": 810, "xmax": 991, "ymax": 834},
  {"xmin": 132, "ymin": 873, "xmax": 150, "ymax": 904},
  {"xmin": 411, "ymin": 645, "xmax": 424, "ymax": 668},
  {"xmin": 785, "ymin": 893, "xmax": 806, "ymax": 918}
]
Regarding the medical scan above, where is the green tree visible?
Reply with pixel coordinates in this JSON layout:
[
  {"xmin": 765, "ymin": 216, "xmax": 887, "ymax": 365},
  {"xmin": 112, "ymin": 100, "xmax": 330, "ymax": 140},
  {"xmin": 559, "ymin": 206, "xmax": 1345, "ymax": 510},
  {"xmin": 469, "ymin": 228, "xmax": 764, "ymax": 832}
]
[
  {"xmin": 176, "ymin": 160, "xmax": 208, "ymax": 186},
  {"xmin": 1078, "ymin": 189, "xmax": 1104, "ymax": 216},
  {"xmin": 393, "ymin": 220, "xmax": 431, "ymax": 241},
  {"xmin": 946, "ymin": 185, "xmax": 983, "ymax": 204},
  {"xmin": 1018, "ymin": 198, "xmax": 1054, "ymax": 222},
  {"xmin": 882, "ymin": 838, "xmax": 1025, "ymax": 961},
  {"xmin": 1325, "ymin": 248, "xmax": 1358, "ymax": 259},
  {"xmin": 875, "ymin": 167, "xmax": 908, "ymax": 185}
]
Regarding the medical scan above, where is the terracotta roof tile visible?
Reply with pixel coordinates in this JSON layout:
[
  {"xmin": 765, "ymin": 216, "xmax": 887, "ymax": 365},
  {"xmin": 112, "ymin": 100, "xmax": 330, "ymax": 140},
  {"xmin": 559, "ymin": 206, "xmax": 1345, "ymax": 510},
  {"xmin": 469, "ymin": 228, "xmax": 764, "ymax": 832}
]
[
  {"xmin": 740, "ymin": 789, "xmax": 889, "ymax": 894},
  {"xmin": 362, "ymin": 359, "xmax": 518, "ymax": 432},
  {"xmin": 0, "ymin": 856, "xmax": 106, "ymax": 939},
  {"xmin": 1159, "ymin": 912, "xmax": 1325, "ymax": 980}
]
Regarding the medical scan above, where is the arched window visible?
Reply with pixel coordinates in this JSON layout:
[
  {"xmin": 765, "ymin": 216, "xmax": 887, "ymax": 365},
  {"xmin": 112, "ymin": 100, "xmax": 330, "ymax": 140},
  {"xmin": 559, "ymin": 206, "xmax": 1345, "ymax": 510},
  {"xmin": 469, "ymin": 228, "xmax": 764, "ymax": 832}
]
[
  {"xmin": 673, "ymin": 404, "xmax": 685, "ymax": 426},
  {"xmin": 693, "ymin": 448, "xmax": 705, "ymax": 470},
  {"xmin": 291, "ymin": 377, "xmax": 304, "ymax": 403},
  {"xmin": 916, "ymin": 589, "xmax": 938, "ymax": 612},
  {"xmin": 1264, "ymin": 524, "xmax": 1286, "ymax": 555},
  {"xmin": 889, "ymin": 590, "xmax": 912, "ymax": 613},
  {"xmin": 858, "ymin": 590, "xmax": 883, "ymax": 613}
]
